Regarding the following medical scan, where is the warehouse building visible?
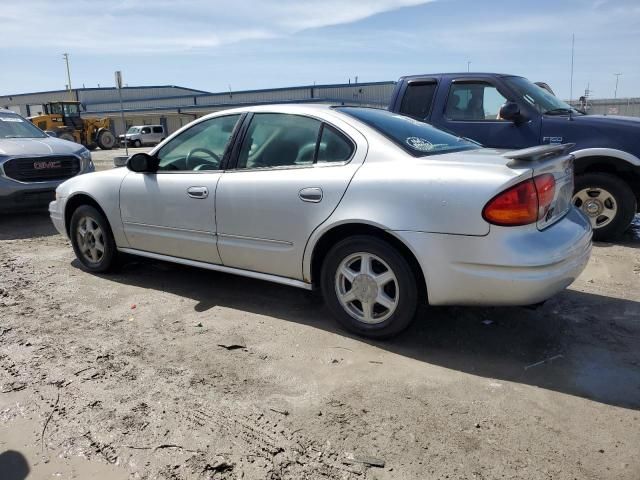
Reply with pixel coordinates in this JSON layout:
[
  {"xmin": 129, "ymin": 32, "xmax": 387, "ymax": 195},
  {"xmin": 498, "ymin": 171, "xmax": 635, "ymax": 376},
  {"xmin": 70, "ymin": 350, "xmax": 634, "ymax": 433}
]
[{"xmin": 0, "ymin": 82, "xmax": 395, "ymax": 137}]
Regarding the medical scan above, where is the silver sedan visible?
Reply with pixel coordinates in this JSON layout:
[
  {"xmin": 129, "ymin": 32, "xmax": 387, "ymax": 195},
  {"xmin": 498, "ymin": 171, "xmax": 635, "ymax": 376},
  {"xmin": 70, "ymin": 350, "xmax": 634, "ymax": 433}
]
[{"xmin": 49, "ymin": 105, "xmax": 592, "ymax": 338}]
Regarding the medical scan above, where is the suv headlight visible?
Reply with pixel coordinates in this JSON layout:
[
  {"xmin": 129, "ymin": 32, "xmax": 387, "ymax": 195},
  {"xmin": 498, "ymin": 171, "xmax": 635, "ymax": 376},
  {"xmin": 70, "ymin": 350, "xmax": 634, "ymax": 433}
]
[{"xmin": 77, "ymin": 148, "xmax": 94, "ymax": 171}]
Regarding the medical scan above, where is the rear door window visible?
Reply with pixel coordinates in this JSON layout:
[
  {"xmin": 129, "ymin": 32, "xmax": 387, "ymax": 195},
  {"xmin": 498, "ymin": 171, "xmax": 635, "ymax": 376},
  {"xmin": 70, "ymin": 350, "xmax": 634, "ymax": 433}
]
[
  {"xmin": 399, "ymin": 81, "xmax": 437, "ymax": 119},
  {"xmin": 316, "ymin": 125, "xmax": 354, "ymax": 163},
  {"xmin": 152, "ymin": 126, "xmax": 163, "ymax": 133},
  {"xmin": 236, "ymin": 114, "xmax": 322, "ymax": 169}
]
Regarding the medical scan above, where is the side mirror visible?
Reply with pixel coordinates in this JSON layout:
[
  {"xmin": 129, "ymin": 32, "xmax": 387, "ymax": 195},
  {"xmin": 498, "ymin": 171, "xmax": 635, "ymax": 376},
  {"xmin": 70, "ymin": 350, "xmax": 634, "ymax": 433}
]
[
  {"xmin": 127, "ymin": 153, "xmax": 156, "ymax": 173},
  {"xmin": 499, "ymin": 101, "xmax": 522, "ymax": 122}
]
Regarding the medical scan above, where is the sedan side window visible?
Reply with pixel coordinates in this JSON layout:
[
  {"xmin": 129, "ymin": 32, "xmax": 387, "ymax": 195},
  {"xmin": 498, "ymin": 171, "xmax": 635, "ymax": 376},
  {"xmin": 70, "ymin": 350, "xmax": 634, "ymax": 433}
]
[
  {"xmin": 236, "ymin": 114, "xmax": 321, "ymax": 169},
  {"xmin": 316, "ymin": 125, "xmax": 354, "ymax": 163},
  {"xmin": 445, "ymin": 82, "xmax": 508, "ymax": 121},
  {"xmin": 156, "ymin": 115, "xmax": 241, "ymax": 171}
]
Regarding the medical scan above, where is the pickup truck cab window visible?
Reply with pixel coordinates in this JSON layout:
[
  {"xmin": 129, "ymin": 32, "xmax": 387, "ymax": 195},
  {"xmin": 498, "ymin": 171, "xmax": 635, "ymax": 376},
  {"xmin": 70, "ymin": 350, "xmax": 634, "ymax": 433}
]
[
  {"xmin": 155, "ymin": 114, "xmax": 241, "ymax": 171},
  {"xmin": 399, "ymin": 81, "xmax": 437, "ymax": 119},
  {"xmin": 445, "ymin": 81, "xmax": 508, "ymax": 121}
]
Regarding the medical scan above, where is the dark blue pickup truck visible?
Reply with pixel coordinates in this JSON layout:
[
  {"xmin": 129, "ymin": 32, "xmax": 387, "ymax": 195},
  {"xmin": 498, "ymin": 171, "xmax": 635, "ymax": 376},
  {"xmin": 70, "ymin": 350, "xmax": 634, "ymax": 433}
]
[{"xmin": 389, "ymin": 73, "xmax": 640, "ymax": 241}]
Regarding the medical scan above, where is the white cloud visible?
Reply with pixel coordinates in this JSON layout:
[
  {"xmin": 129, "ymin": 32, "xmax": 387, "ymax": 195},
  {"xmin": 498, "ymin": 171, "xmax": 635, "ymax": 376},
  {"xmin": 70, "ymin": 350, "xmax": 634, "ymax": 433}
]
[{"xmin": 0, "ymin": 0, "xmax": 433, "ymax": 53}]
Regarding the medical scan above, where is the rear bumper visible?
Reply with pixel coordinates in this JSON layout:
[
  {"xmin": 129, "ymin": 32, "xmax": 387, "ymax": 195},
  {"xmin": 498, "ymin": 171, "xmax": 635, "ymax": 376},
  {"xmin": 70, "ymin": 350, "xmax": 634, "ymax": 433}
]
[{"xmin": 395, "ymin": 207, "xmax": 593, "ymax": 306}]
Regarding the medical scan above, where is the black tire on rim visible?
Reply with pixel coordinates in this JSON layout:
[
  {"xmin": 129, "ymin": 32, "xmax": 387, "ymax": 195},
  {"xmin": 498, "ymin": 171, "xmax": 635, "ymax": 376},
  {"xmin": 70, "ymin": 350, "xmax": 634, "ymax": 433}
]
[
  {"xmin": 70, "ymin": 205, "xmax": 117, "ymax": 273},
  {"xmin": 321, "ymin": 235, "xmax": 418, "ymax": 339},
  {"xmin": 134, "ymin": 139, "xmax": 142, "ymax": 147},
  {"xmin": 573, "ymin": 173, "xmax": 637, "ymax": 241},
  {"xmin": 96, "ymin": 130, "xmax": 116, "ymax": 150}
]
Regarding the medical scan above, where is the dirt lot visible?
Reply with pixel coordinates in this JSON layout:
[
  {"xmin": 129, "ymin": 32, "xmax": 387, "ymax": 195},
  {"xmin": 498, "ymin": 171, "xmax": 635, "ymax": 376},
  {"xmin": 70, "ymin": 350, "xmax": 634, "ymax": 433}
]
[{"xmin": 1, "ymin": 150, "xmax": 639, "ymax": 479}]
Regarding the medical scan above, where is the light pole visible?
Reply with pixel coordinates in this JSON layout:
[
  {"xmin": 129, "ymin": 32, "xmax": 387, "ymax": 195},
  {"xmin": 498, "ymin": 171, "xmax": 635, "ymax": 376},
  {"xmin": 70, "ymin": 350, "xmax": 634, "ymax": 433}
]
[
  {"xmin": 115, "ymin": 71, "xmax": 128, "ymax": 156},
  {"xmin": 63, "ymin": 53, "xmax": 73, "ymax": 100},
  {"xmin": 613, "ymin": 73, "xmax": 622, "ymax": 99},
  {"xmin": 467, "ymin": 61, "xmax": 471, "ymax": 72}
]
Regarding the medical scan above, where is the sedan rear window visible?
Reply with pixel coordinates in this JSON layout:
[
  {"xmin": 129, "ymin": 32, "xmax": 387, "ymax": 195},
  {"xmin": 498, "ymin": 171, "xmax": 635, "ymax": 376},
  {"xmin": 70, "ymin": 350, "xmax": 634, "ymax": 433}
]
[{"xmin": 336, "ymin": 107, "xmax": 479, "ymax": 157}]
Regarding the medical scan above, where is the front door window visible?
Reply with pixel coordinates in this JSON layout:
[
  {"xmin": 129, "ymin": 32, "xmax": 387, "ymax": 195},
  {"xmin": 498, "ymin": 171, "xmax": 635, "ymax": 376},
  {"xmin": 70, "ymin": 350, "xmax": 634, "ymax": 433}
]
[
  {"xmin": 445, "ymin": 82, "xmax": 508, "ymax": 121},
  {"xmin": 156, "ymin": 114, "xmax": 241, "ymax": 171}
]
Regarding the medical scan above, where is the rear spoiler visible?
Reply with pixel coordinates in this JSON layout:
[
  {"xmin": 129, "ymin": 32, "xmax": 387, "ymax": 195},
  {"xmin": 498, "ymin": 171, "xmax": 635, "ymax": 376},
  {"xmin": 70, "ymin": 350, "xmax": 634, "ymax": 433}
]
[{"xmin": 503, "ymin": 143, "xmax": 575, "ymax": 166}]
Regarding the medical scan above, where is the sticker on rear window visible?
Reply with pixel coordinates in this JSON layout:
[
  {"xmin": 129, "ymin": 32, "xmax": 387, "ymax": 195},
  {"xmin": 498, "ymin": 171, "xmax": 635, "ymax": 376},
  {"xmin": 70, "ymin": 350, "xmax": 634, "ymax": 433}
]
[
  {"xmin": 0, "ymin": 116, "xmax": 23, "ymax": 122},
  {"xmin": 405, "ymin": 136, "xmax": 447, "ymax": 152}
]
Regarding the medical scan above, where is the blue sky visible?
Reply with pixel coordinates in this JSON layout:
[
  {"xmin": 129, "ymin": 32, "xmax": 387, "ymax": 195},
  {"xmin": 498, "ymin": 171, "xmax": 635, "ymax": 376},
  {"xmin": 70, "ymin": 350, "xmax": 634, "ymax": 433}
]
[{"xmin": 1, "ymin": 0, "xmax": 638, "ymax": 99}]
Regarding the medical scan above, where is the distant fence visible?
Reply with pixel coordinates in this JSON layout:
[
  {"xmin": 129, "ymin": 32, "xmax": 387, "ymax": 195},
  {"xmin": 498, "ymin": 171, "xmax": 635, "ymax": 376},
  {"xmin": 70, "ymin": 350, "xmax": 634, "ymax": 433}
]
[{"xmin": 569, "ymin": 98, "xmax": 640, "ymax": 117}]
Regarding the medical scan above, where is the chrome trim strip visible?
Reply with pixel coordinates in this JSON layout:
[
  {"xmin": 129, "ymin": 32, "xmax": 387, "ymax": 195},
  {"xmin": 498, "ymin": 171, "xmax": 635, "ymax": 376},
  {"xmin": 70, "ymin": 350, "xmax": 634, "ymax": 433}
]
[
  {"xmin": 123, "ymin": 221, "xmax": 211, "ymax": 234},
  {"xmin": 117, "ymin": 247, "xmax": 312, "ymax": 290},
  {"xmin": 217, "ymin": 232, "xmax": 293, "ymax": 246}
]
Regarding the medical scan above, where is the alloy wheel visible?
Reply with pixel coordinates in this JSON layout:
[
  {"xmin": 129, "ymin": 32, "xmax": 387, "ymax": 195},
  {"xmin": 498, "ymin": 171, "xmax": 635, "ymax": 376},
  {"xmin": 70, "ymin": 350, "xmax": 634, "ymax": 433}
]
[
  {"xmin": 76, "ymin": 216, "xmax": 105, "ymax": 264},
  {"xmin": 335, "ymin": 252, "xmax": 399, "ymax": 324}
]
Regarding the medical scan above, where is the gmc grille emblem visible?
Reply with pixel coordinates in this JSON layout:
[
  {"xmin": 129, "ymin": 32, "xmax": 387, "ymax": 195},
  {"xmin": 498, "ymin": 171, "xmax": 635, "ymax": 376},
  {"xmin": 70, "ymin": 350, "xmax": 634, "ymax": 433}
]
[{"xmin": 33, "ymin": 160, "xmax": 62, "ymax": 170}]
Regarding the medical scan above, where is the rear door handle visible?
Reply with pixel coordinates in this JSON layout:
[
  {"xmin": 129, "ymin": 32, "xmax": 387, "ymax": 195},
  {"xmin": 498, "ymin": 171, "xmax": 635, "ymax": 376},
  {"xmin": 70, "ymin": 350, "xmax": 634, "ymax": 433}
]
[
  {"xmin": 187, "ymin": 186, "xmax": 208, "ymax": 199},
  {"xmin": 299, "ymin": 187, "xmax": 323, "ymax": 203}
]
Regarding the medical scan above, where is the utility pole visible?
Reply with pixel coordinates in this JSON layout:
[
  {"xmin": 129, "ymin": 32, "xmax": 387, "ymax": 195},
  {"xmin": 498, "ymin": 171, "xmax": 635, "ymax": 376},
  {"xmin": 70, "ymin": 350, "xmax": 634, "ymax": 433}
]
[
  {"xmin": 613, "ymin": 73, "xmax": 622, "ymax": 99},
  {"xmin": 467, "ymin": 61, "xmax": 471, "ymax": 72},
  {"xmin": 63, "ymin": 53, "xmax": 73, "ymax": 100}
]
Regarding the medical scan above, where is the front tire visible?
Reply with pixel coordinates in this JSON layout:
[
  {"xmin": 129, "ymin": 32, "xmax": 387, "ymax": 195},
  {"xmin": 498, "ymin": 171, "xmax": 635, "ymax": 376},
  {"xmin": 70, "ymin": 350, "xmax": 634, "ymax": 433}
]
[
  {"xmin": 96, "ymin": 130, "xmax": 116, "ymax": 150},
  {"xmin": 134, "ymin": 139, "xmax": 142, "ymax": 148},
  {"xmin": 321, "ymin": 236, "xmax": 418, "ymax": 339},
  {"xmin": 573, "ymin": 173, "xmax": 637, "ymax": 241},
  {"xmin": 70, "ymin": 205, "xmax": 117, "ymax": 273}
]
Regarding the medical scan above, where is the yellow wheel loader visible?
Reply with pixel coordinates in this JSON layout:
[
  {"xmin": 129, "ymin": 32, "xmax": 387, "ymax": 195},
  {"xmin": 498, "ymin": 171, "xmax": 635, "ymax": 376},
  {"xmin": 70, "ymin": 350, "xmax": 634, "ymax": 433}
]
[{"xmin": 29, "ymin": 101, "xmax": 116, "ymax": 150}]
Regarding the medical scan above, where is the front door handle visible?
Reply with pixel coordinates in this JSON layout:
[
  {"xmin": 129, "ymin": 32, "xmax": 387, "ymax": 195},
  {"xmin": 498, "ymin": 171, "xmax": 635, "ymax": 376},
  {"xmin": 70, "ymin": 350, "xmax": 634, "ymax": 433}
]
[
  {"xmin": 187, "ymin": 186, "xmax": 208, "ymax": 199},
  {"xmin": 299, "ymin": 187, "xmax": 323, "ymax": 203}
]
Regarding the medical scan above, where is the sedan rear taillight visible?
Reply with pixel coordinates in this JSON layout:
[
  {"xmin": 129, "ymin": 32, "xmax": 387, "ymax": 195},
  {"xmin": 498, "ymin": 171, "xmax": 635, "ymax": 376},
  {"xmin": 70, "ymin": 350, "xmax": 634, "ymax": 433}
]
[{"xmin": 483, "ymin": 174, "xmax": 556, "ymax": 226}]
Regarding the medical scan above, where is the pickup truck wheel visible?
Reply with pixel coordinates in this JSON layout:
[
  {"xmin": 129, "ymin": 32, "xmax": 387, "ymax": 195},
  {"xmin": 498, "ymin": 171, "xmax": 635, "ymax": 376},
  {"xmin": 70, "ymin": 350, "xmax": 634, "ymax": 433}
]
[
  {"xmin": 321, "ymin": 236, "xmax": 418, "ymax": 339},
  {"xmin": 70, "ymin": 205, "xmax": 117, "ymax": 273},
  {"xmin": 573, "ymin": 173, "xmax": 637, "ymax": 241}
]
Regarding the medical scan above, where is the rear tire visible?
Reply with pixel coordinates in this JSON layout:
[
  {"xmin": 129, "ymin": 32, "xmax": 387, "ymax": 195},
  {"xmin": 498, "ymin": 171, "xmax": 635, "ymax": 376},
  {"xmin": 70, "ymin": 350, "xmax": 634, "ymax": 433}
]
[
  {"xmin": 96, "ymin": 130, "xmax": 116, "ymax": 150},
  {"xmin": 70, "ymin": 205, "xmax": 117, "ymax": 273},
  {"xmin": 573, "ymin": 173, "xmax": 636, "ymax": 241},
  {"xmin": 321, "ymin": 236, "xmax": 418, "ymax": 339}
]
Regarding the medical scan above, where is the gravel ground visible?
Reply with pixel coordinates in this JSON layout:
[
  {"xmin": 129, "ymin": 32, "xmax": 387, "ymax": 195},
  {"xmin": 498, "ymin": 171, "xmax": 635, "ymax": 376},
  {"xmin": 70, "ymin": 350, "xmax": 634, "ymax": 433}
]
[{"xmin": 1, "ymin": 149, "xmax": 639, "ymax": 479}]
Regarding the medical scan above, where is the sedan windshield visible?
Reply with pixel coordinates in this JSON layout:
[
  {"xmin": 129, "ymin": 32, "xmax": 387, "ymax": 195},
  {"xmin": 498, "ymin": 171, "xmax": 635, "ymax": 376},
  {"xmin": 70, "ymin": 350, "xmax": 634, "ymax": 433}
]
[
  {"xmin": 0, "ymin": 112, "xmax": 47, "ymax": 139},
  {"xmin": 504, "ymin": 76, "xmax": 581, "ymax": 115},
  {"xmin": 337, "ymin": 107, "xmax": 479, "ymax": 156}
]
